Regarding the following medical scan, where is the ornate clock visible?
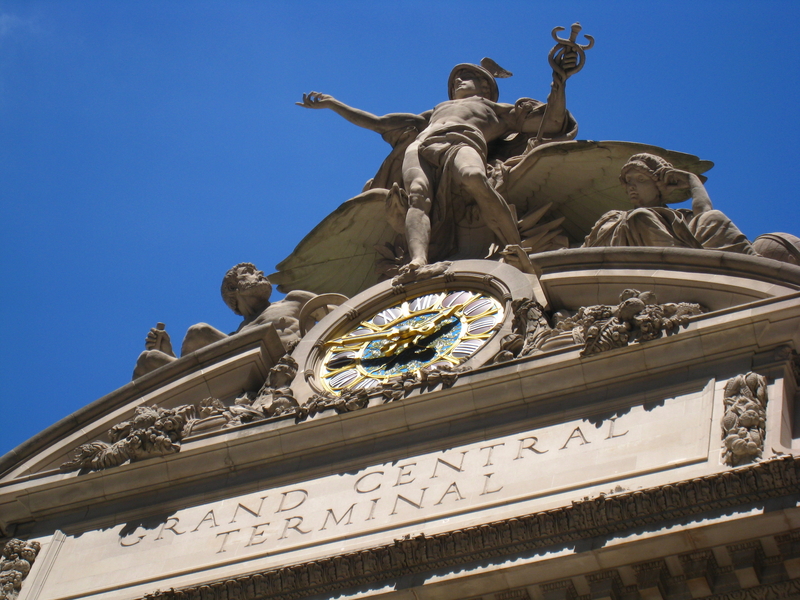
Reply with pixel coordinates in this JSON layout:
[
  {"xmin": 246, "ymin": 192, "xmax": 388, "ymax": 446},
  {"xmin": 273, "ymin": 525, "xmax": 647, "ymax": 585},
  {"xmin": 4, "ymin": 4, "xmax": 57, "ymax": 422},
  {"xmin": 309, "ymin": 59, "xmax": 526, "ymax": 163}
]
[{"xmin": 318, "ymin": 290, "xmax": 504, "ymax": 395}]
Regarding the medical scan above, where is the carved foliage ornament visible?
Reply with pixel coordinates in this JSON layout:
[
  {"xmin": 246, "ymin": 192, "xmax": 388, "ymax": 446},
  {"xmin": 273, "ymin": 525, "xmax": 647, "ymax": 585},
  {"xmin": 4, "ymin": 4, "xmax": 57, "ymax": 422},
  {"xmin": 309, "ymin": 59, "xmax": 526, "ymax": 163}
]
[
  {"xmin": 493, "ymin": 290, "xmax": 703, "ymax": 362},
  {"xmin": 0, "ymin": 538, "xmax": 40, "ymax": 600},
  {"xmin": 721, "ymin": 372, "xmax": 768, "ymax": 467},
  {"xmin": 61, "ymin": 356, "xmax": 466, "ymax": 472},
  {"xmin": 60, "ymin": 405, "xmax": 193, "ymax": 472}
]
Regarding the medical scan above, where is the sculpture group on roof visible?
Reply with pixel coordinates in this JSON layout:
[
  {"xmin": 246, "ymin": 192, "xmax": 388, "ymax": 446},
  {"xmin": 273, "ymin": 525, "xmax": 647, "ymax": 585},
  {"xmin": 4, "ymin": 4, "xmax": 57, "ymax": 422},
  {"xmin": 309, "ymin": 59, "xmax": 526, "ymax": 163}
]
[{"xmin": 131, "ymin": 22, "xmax": 798, "ymax": 383}]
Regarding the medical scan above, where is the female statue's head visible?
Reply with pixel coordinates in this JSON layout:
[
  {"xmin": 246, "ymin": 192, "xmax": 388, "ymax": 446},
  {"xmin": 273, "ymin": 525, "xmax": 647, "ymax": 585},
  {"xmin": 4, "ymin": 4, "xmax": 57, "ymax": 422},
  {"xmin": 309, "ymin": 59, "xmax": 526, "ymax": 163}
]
[{"xmin": 619, "ymin": 153, "xmax": 674, "ymax": 208}]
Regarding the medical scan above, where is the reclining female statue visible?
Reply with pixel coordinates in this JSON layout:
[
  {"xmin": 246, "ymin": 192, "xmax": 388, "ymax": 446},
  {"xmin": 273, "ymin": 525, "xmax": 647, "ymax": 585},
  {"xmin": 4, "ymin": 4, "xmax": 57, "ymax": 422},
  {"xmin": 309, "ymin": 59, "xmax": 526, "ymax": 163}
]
[{"xmin": 583, "ymin": 153, "xmax": 756, "ymax": 255}]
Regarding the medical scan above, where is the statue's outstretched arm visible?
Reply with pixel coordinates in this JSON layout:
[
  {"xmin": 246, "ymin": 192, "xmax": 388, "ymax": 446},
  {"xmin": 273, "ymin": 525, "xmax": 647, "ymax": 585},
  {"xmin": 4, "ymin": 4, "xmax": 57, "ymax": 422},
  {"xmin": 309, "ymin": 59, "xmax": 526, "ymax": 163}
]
[{"xmin": 297, "ymin": 92, "xmax": 426, "ymax": 135}]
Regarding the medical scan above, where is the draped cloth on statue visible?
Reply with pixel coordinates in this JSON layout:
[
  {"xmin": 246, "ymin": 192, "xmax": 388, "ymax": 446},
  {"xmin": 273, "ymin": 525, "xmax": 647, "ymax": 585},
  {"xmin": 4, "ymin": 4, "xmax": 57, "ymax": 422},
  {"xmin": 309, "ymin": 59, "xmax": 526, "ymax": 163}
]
[
  {"xmin": 583, "ymin": 208, "xmax": 757, "ymax": 255},
  {"xmin": 371, "ymin": 123, "xmax": 491, "ymax": 263}
]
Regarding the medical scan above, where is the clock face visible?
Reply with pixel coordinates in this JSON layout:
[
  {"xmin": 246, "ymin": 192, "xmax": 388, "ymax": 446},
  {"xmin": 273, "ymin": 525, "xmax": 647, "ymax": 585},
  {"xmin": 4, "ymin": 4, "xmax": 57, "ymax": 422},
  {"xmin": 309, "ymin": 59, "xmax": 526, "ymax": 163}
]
[{"xmin": 319, "ymin": 290, "xmax": 504, "ymax": 395}]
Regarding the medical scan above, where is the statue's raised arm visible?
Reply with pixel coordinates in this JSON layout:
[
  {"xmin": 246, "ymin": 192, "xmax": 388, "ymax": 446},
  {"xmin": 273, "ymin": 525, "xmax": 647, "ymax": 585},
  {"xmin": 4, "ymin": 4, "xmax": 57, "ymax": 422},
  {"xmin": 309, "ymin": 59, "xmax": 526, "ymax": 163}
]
[
  {"xmin": 297, "ymin": 92, "xmax": 427, "ymax": 136},
  {"xmin": 532, "ymin": 23, "xmax": 593, "ymax": 140},
  {"xmin": 296, "ymin": 26, "xmax": 591, "ymax": 285}
]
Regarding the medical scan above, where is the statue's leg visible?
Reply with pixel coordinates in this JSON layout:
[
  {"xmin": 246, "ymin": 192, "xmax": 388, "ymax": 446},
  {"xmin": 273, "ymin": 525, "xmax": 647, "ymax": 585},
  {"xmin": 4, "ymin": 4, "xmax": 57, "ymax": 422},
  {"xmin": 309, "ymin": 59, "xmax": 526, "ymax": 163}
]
[
  {"xmin": 690, "ymin": 210, "xmax": 757, "ymax": 255},
  {"xmin": 181, "ymin": 323, "xmax": 228, "ymax": 356},
  {"xmin": 452, "ymin": 147, "xmax": 521, "ymax": 247},
  {"xmin": 132, "ymin": 350, "xmax": 176, "ymax": 380},
  {"xmin": 402, "ymin": 141, "xmax": 435, "ymax": 267}
]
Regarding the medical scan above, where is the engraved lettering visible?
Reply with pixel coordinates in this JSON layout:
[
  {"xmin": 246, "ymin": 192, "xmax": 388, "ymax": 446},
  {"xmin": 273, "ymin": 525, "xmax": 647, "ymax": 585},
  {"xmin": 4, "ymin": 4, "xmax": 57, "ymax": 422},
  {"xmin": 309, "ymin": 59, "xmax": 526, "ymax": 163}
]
[
  {"xmin": 192, "ymin": 510, "xmax": 219, "ymax": 532},
  {"xmin": 431, "ymin": 451, "xmax": 469, "ymax": 478},
  {"xmin": 215, "ymin": 529, "xmax": 239, "ymax": 553},
  {"xmin": 365, "ymin": 498, "xmax": 380, "ymax": 521},
  {"xmin": 355, "ymin": 471, "xmax": 383, "ymax": 493},
  {"xmin": 560, "ymin": 427, "xmax": 590, "ymax": 449},
  {"xmin": 479, "ymin": 443, "xmax": 505, "ymax": 467},
  {"xmin": 605, "ymin": 416, "xmax": 629, "ymax": 440},
  {"xmin": 514, "ymin": 436, "xmax": 548, "ymax": 459},
  {"xmin": 119, "ymin": 533, "xmax": 145, "ymax": 547},
  {"xmin": 480, "ymin": 472, "xmax": 503, "ymax": 495},
  {"xmin": 320, "ymin": 503, "xmax": 356, "ymax": 530},
  {"xmin": 279, "ymin": 516, "xmax": 312, "ymax": 539},
  {"xmin": 435, "ymin": 482, "xmax": 465, "ymax": 505},
  {"xmin": 390, "ymin": 488, "xmax": 428, "ymax": 515},
  {"xmin": 394, "ymin": 463, "xmax": 416, "ymax": 486},
  {"xmin": 155, "ymin": 517, "xmax": 185, "ymax": 540},
  {"xmin": 276, "ymin": 489, "xmax": 308, "ymax": 513},
  {"xmin": 245, "ymin": 522, "xmax": 271, "ymax": 547},
  {"xmin": 229, "ymin": 496, "xmax": 268, "ymax": 523}
]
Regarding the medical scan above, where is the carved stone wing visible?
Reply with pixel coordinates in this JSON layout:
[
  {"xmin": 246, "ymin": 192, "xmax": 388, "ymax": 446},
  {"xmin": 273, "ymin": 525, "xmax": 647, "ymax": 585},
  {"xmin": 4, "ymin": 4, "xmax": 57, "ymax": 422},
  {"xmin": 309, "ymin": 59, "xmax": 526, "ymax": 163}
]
[
  {"xmin": 503, "ymin": 140, "xmax": 713, "ymax": 245},
  {"xmin": 269, "ymin": 188, "xmax": 395, "ymax": 297}
]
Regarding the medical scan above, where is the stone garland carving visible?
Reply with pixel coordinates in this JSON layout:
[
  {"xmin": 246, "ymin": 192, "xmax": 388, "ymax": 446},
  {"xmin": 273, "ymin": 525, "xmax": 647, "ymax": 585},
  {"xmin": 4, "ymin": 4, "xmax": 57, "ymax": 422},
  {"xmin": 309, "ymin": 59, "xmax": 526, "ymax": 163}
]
[
  {"xmin": 64, "ymin": 354, "xmax": 301, "ymax": 471},
  {"xmin": 60, "ymin": 405, "xmax": 194, "ymax": 472},
  {"xmin": 140, "ymin": 455, "xmax": 799, "ymax": 600},
  {"xmin": 61, "ymin": 359, "xmax": 468, "ymax": 471},
  {"xmin": 304, "ymin": 364, "xmax": 470, "ymax": 417},
  {"xmin": 721, "ymin": 372, "xmax": 768, "ymax": 467},
  {"xmin": 0, "ymin": 538, "xmax": 41, "ymax": 600},
  {"xmin": 493, "ymin": 290, "xmax": 703, "ymax": 363}
]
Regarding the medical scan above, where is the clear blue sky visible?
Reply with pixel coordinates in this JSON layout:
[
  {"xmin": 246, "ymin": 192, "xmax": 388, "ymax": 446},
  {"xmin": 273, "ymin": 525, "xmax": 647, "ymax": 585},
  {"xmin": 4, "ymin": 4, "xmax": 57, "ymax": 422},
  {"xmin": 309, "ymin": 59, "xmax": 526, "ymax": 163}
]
[{"xmin": 2, "ymin": 1, "xmax": 798, "ymax": 458}]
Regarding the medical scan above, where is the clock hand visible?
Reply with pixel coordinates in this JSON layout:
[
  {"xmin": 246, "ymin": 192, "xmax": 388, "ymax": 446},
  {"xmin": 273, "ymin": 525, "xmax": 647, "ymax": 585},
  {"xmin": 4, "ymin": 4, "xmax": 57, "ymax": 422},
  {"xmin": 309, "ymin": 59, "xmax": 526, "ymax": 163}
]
[
  {"xmin": 407, "ymin": 304, "xmax": 461, "ymax": 347},
  {"xmin": 415, "ymin": 316, "xmax": 459, "ymax": 349},
  {"xmin": 324, "ymin": 328, "xmax": 399, "ymax": 348},
  {"xmin": 380, "ymin": 305, "xmax": 462, "ymax": 356}
]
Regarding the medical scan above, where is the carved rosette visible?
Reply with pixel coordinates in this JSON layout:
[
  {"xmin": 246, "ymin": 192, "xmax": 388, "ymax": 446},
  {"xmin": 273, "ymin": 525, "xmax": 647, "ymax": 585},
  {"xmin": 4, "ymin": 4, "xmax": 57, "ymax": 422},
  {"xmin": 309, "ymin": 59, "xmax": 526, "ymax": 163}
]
[
  {"xmin": 721, "ymin": 372, "xmax": 768, "ymax": 466},
  {"xmin": 0, "ymin": 538, "xmax": 41, "ymax": 600}
]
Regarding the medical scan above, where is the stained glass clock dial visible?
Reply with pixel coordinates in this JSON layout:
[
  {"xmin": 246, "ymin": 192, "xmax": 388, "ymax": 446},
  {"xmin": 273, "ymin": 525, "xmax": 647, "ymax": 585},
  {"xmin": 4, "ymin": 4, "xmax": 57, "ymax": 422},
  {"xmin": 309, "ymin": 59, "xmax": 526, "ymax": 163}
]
[{"xmin": 318, "ymin": 290, "xmax": 504, "ymax": 395}]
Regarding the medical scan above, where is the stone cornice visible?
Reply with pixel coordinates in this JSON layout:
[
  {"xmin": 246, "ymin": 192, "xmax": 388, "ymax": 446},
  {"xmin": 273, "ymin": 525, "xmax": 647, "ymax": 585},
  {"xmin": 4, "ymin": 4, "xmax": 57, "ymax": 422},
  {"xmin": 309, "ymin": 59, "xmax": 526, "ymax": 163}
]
[
  {"xmin": 141, "ymin": 454, "xmax": 800, "ymax": 600},
  {"xmin": 698, "ymin": 579, "xmax": 800, "ymax": 600},
  {"xmin": 531, "ymin": 247, "xmax": 800, "ymax": 289}
]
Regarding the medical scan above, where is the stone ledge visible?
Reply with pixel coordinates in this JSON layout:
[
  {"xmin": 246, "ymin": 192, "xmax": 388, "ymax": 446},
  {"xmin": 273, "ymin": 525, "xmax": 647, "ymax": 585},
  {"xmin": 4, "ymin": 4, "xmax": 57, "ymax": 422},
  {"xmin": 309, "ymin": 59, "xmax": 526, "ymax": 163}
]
[{"xmin": 530, "ymin": 248, "xmax": 800, "ymax": 289}]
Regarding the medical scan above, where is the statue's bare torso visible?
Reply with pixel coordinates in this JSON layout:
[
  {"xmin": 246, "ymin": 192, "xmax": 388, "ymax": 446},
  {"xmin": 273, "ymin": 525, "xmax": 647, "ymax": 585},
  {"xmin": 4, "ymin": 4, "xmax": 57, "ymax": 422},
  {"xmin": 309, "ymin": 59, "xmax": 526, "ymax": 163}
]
[{"xmin": 419, "ymin": 97, "xmax": 514, "ymax": 144}]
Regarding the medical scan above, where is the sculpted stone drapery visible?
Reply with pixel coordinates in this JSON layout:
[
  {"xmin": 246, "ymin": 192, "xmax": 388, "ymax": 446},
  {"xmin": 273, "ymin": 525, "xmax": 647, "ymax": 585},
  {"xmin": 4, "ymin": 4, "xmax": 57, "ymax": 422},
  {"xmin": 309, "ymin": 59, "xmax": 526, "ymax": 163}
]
[
  {"xmin": 298, "ymin": 34, "xmax": 590, "ymax": 283},
  {"xmin": 132, "ymin": 263, "xmax": 333, "ymax": 380},
  {"xmin": 583, "ymin": 153, "xmax": 756, "ymax": 254}
]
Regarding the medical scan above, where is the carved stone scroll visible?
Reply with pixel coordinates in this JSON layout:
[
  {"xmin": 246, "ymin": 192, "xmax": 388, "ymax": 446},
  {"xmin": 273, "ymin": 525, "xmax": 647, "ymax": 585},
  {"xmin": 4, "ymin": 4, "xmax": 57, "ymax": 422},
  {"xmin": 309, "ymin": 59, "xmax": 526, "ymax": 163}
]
[
  {"xmin": 0, "ymin": 538, "xmax": 40, "ymax": 600},
  {"xmin": 721, "ymin": 372, "xmax": 768, "ymax": 466}
]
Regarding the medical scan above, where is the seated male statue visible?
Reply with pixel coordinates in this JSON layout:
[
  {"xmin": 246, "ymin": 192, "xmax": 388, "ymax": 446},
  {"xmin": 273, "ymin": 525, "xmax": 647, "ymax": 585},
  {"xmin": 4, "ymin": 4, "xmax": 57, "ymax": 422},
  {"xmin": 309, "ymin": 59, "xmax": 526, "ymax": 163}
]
[
  {"xmin": 583, "ymin": 153, "xmax": 756, "ymax": 255},
  {"xmin": 132, "ymin": 263, "xmax": 316, "ymax": 379},
  {"xmin": 298, "ymin": 56, "xmax": 579, "ymax": 282}
]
